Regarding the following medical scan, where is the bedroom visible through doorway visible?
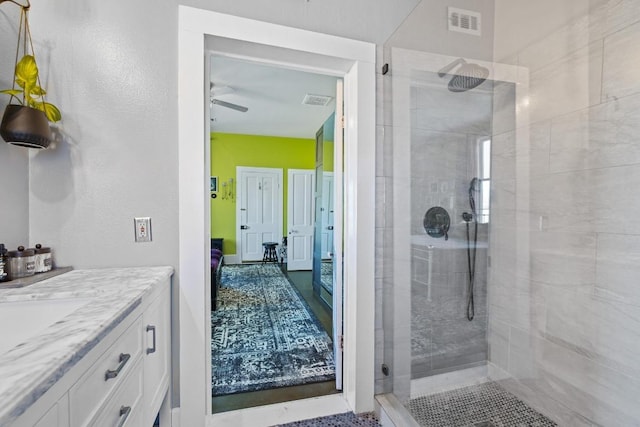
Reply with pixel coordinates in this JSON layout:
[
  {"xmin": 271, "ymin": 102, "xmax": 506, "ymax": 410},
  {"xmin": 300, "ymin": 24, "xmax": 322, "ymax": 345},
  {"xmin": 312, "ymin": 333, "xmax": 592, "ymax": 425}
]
[{"xmin": 208, "ymin": 54, "xmax": 343, "ymax": 413}]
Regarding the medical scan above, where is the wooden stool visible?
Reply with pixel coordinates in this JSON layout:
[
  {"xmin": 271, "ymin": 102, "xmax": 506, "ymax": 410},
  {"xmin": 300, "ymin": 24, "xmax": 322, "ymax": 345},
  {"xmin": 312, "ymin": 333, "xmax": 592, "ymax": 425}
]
[{"xmin": 262, "ymin": 242, "xmax": 278, "ymax": 264}]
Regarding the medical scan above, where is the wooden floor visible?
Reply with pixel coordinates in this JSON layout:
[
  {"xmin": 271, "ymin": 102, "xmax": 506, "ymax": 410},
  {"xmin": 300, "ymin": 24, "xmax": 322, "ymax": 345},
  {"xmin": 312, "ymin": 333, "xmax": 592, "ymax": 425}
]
[
  {"xmin": 212, "ymin": 267, "xmax": 336, "ymax": 414},
  {"xmin": 286, "ymin": 269, "xmax": 333, "ymax": 335}
]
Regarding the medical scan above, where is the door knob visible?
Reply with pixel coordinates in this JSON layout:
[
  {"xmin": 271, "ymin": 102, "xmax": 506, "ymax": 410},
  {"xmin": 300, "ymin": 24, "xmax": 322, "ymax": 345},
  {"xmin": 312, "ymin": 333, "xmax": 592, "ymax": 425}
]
[
  {"xmin": 240, "ymin": 225, "xmax": 248, "ymax": 230},
  {"xmin": 327, "ymin": 226, "xmax": 334, "ymax": 230}
]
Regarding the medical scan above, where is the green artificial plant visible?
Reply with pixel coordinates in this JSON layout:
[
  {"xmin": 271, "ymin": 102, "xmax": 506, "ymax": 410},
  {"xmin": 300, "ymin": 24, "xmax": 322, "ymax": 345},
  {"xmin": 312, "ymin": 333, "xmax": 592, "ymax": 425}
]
[{"xmin": 1, "ymin": 54, "xmax": 61, "ymax": 122}]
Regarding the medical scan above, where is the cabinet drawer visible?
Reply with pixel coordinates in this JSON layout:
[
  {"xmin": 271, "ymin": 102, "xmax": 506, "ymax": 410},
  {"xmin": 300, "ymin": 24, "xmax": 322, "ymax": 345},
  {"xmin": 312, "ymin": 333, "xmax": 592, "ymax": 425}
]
[
  {"xmin": 69, "ymin": 316, "xmax": 143, "ymax": 427},
  {"xmin": 90, "ymin": 357, "xmax": 143, "ymax": 427}
]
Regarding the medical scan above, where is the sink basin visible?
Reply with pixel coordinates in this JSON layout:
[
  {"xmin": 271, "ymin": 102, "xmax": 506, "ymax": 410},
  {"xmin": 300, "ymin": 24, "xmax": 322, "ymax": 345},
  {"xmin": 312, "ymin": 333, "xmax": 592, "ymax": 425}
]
[{"xmin": 0, "ymin": 298, "xmax": 91, "ymax": 356}]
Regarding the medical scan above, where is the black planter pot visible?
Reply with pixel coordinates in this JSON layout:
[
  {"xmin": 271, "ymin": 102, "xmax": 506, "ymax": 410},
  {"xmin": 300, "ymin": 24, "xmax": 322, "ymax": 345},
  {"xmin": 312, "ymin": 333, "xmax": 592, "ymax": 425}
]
[{"xmin": 0, "ymin": 104, "xmax": 52, "ymax": 149}]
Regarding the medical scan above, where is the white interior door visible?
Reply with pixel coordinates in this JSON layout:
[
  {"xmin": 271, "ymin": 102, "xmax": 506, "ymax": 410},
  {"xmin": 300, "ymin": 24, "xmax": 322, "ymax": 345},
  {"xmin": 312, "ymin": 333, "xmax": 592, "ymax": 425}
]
[
  {"xmin": 321, "ymin": 172, "xmax": 334, "ymax": 260},
  {"xmin": 287, "ymin": 169, "xmax": 315, "ymax": 271},
  {"xmin": 237, "ymin": 167, "xmax": 283, "ymax": 262}
]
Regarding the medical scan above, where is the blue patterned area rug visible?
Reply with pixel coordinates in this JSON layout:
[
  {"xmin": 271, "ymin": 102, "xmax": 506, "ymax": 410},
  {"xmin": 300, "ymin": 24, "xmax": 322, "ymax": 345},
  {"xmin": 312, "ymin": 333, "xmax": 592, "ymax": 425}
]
[
  {"xmin": 320, "ymin": 261, "xmax": 332, "ymax": 292},
  {"xmin": 211, "ymin": 263, "xmax": 335, "ymax": 396}
]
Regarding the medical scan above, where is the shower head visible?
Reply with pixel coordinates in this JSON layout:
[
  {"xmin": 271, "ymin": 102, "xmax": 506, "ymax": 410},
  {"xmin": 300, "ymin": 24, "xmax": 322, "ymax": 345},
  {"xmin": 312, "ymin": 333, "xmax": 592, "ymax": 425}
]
[{"xmin": 437, "ymin": 58, "xmax": 489, "ymax": 92}]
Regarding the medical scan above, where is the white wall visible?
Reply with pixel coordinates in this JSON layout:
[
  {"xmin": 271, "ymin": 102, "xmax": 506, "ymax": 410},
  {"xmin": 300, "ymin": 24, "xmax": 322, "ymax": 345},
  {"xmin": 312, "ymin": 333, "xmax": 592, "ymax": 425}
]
[
  {"xmin": 182, "ymin": 0, "xmax": 420, "ymax": 45},
  {"xmin": 0, "ymin": 0, "xmax": 423, "ymax": 270},
  {"xmin": 386, "ymin": 0, "xmax": 495, "ymax": 61},
  {"xmin": 25, "ymin": 1, "xmax": 180, "ymax": 269},
  {"xmin": 0, "ymin": 144, "xmax": 29, "ymax": 249},
  {"xmin": 0, "ymin": 5, "xmax": 29, "ymax": 249}
]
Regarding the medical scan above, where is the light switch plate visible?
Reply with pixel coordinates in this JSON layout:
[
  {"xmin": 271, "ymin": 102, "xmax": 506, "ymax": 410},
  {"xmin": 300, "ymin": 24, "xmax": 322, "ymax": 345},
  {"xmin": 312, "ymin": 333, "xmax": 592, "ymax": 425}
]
[{"xmin": 134, "ymin": 217, "xmax": 152, "ymax": 242}]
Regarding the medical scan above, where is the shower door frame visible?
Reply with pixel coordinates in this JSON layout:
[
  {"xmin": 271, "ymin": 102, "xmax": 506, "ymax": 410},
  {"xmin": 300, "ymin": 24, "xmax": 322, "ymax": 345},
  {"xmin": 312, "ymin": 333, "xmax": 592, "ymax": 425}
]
[{"xmin": 389, "ymin": 47, "xmax": 529, "ymax": 401}]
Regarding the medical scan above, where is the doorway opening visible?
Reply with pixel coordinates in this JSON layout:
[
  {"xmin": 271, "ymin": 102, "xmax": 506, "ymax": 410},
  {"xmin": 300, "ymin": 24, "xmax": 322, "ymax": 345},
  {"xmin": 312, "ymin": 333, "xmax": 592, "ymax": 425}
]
[
  {"xmin": 208, "ymin": 54, "xmax": 343, "ymax": 412},
  {"xmin": 178, "ymin": 9, "xmax": 376, "ymax": 423}
]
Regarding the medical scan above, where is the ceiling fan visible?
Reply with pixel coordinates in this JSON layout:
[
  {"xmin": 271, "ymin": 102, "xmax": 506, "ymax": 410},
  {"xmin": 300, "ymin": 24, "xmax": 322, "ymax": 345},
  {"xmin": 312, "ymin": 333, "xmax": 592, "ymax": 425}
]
[{"xmin": 210, "ymin": 83, "xmax": 248, "ymax": 113}]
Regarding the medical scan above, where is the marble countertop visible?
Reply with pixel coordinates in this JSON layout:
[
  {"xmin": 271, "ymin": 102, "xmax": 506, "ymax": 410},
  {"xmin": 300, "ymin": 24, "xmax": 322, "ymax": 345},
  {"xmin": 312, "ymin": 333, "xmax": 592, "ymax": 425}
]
[{"xmin": 0, "ymin": 266, "xmax": 174, "ymax": 426}]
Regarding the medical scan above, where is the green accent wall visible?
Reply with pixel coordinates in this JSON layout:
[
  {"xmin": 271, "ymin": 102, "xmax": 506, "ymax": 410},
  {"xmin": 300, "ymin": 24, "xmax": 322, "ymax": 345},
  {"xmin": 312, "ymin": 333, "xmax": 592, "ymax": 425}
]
[
  {"xmin": 323, "ymin": 141, "xmax": 334, "ymax": 171},
  {"xmin": 211, "ymin": 133, "xmax": 317, "ymax": 255}
]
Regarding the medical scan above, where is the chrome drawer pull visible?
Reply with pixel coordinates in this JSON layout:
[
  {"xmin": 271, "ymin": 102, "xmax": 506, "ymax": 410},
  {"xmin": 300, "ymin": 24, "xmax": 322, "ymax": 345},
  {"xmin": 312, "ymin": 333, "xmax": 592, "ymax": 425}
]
[
  {"xmin": 146, "ymin": 325, "xmax": 156, "ymax": 354},
  {"xmin": 104, "ymin": 353, "xmax": 131, "ymax": 381},
  {"xmin": 116, "ymin": 405, "xmax": 131, "ymax": 427}
]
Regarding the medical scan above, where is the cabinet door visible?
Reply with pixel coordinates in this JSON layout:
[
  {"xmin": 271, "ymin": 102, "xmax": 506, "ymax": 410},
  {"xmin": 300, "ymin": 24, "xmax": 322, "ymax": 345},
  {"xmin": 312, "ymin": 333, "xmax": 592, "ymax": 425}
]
[
  {"xmin": 34, "ymin": 394, "xmax": 69, "ymax": 427},
  {"xmin": 90, "ymin": 358, "xmax": 144, "ymax": 427},
  {"xmin": 143, "ymin": 286, "xmax": 171, "ymax": 425}
]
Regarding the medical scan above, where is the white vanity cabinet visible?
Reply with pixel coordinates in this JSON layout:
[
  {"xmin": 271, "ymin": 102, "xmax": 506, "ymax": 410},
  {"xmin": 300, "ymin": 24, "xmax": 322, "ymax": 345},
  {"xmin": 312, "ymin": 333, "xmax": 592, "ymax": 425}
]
[
  {"xmin": 143, "ymin": 283, "xmax": 171, "ymax": 426},
  {"xmin": 11, "ymin": 273, "xmax": 171, "ymax": 427}
]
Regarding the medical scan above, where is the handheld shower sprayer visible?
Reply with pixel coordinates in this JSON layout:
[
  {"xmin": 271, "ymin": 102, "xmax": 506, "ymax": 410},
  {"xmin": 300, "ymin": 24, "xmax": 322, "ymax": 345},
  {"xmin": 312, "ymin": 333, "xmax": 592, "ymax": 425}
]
[
  {"xmin": 462, "ymin": 177, "xmax": 480, "ymax": 223},
  {"xmin": 468, "ymin": 177, "xmax": 479, "ymax": 215},
  {"xmin": 464, "ymin": 177, "xmax": 480, "ymax": 321}
]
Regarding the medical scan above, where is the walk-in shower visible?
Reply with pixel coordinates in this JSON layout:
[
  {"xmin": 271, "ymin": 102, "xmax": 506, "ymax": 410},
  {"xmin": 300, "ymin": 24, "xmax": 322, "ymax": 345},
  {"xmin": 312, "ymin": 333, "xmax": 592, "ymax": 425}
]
[
  {"xmin": 389, "ymin": 53, "xmax": 494, "ymax": 393},
  {"xmin": 380, "ymin": 44, "xmax": 534, "ymax": 424},
  {"xmin": 379, "ymin": 2, "xmax": 640, "ymax": 426},
  {"xmin": 379, "ymin": 42, "xmax": 560, "ymax": 425}
]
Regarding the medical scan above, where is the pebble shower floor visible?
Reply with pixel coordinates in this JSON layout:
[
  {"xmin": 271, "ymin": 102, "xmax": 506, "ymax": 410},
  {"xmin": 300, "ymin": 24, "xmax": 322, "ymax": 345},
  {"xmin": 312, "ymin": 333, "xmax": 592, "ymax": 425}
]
[
  {"xmin": 274, "ymin": 412, "xmax": 380, "ymax": 427},
  {"xmin": 406, "ymin": 381, "xmax": 557, "ymax": 427}
]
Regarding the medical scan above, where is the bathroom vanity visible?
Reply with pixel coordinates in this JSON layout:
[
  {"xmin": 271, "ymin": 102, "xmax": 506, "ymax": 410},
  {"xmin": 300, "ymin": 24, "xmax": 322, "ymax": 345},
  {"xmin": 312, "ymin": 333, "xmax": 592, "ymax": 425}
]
[{"xmin": 0, "ymin": 267, "xmax": 173, "ymax": 427}]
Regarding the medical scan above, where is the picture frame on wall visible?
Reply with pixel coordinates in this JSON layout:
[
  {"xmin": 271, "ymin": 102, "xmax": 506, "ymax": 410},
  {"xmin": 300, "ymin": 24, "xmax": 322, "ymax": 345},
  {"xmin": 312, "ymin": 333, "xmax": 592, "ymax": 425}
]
[{"xmin": 210, "ymin": 176, "xmax": 218, "ymax": 192}]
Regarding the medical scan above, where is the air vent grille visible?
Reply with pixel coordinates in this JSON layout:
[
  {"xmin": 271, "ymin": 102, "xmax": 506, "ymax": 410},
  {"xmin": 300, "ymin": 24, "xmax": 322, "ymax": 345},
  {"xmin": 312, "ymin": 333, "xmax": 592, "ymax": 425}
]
[
  {"xmin": 448, "ymin": 7, "xmax": 481, "ymax": 36},
  {"xmin": 302, "ymin": 94, "xmax": 333, "ymax": 106}
]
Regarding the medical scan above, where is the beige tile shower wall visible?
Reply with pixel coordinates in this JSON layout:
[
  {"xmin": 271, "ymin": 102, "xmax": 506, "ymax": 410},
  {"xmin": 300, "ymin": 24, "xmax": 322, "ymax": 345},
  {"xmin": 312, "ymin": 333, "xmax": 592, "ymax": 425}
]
[{"xmin": 491, "ymin": 2, "xmax": 640, "ymax": 425}]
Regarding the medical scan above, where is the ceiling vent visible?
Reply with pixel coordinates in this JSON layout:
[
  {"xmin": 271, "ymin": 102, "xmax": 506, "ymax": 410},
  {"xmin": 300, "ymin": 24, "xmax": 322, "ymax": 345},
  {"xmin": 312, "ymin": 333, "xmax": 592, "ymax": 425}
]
[
  {"xmin": 448, "ymin": 7, "xmax": 481, "ymax": 36},
  {"xmin": 302, "ymin": 94, "xmax": 333, "ymax": 106}
]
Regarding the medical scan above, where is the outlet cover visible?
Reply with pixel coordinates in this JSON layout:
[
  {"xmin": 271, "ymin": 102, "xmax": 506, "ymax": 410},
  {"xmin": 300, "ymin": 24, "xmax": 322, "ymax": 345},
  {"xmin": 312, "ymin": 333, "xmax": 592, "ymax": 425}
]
[{"xmin": 134, "ymin": 217, "xmax": 152, "ymax": 242}]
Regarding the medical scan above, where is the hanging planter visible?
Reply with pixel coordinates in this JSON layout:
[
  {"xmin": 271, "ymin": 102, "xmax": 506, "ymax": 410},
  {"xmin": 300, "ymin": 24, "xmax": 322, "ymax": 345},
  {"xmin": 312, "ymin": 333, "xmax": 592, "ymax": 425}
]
[
  {"xmin": 0, "ymin": 0, "xmax": 61, "ymax": 149},
  {"xmin": 0, "ymin": 103, "xmax": 52, "ymax": 148}
]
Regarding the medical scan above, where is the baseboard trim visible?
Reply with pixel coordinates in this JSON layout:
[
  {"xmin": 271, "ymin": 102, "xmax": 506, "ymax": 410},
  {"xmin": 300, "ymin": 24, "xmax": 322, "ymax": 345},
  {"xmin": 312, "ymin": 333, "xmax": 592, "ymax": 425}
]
[
  {"xmin": 222, "ymin": 254, "xmax": 240, "ymax": 265},
  {"xmin": 410, "ymin": 364, "xmax": 488, "ymax": 398},
  {"xmin": 206, "ymin": 393, "xmax": 350, "ymax": 427}
]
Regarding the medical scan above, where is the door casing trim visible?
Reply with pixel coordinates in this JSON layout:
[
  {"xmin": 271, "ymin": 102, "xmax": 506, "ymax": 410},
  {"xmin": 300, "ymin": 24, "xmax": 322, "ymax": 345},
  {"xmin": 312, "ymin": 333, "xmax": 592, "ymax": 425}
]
[{"xmin": 178, "ymin": 7, "xmax": 376, "ymax": 425}]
